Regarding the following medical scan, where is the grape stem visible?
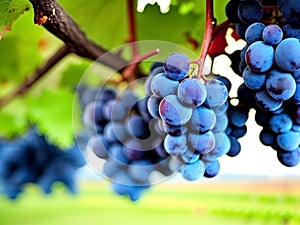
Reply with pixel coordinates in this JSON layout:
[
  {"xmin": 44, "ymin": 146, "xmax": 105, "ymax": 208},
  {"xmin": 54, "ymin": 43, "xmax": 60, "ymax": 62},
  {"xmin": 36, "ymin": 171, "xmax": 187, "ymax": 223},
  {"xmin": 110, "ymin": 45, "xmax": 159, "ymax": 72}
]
[
  {"xmin": 194, "ymin": 0, "xmax": 216, "ymax": 82},
  {"xmin": 123, "ymin": 48, "xmax": 160, "ymax": 82},
  {"xmin": 0, "ymin": 45, "xmax": 70, "ymax": 107},
  {"xmin": 127, "ymin": 0, "xmax": 138, "ymax": 57}
]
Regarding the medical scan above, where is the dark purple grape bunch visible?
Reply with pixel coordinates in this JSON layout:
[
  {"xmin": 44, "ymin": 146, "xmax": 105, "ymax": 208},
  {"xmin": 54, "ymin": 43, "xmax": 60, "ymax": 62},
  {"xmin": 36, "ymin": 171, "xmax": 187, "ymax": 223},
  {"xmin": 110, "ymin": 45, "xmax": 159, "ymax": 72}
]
[
  {"xmin": 81, "ymin": 52, "xmax": 238, "ymax": 201},
  {"xmin": 226, "ymin": 0, "xmax": 300, "ymax": 167},
  {"xmin": 0, "ymin": 129, "xmax": 86, "ymax": 200}
]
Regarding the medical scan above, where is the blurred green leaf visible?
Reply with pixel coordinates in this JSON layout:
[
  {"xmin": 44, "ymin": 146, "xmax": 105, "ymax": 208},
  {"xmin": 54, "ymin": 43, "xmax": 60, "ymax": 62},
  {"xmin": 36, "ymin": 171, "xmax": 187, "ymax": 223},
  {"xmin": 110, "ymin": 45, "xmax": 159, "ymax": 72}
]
[
  {"xmin": 0, "ymin": 99, "xmax": 28, "ymax": 138},
  {"xmin": 60, "ymin": 0, "xmax": 128, "ymax": 49},
  {"xmin": 26, "ymin": 87, "xmax": 80, "ymax": 148},
  {"xmin": 0, "ymin": 9, "xmax": 44, "ymax": 81},
  {"xmin": 0, "ymin": 0, "xmax": 31, "ymax": 39}
]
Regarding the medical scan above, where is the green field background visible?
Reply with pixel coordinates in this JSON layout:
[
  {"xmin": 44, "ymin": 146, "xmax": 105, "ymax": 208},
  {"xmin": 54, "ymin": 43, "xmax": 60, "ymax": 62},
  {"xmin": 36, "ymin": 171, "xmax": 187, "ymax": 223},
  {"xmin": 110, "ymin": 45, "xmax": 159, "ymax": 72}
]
[{"xmin": 1, "ymin": 179, "xmax": 300, "ymax": 225}]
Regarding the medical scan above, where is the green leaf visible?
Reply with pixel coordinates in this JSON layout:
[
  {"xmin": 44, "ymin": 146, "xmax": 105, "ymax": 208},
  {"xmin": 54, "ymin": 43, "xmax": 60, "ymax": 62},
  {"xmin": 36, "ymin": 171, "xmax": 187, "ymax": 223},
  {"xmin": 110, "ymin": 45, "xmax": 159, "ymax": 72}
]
[
  {"xmin": 60, "ymin": 0, "xmax": 128, "ymax": 49},
  {"xmin": 0, "ymin": 99, "xmax": 28, "ymax": 138},
  {"xmin": 0, "ymin": 9, "xmax": 44, "ymax": 81},
  {"xmin": 0, "ymin": 0, "xmax": 31, "ymax": 39},
  {"xmin": 26, "ymin": 87, "xmax": 81, "ymax": 148}
]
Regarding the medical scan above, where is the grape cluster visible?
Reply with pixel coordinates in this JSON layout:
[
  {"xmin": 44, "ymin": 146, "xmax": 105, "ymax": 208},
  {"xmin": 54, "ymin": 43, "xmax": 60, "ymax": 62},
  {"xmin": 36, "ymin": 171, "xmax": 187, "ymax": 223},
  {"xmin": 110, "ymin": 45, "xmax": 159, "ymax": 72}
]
[
  {"xmin": 0, "ymin": 129, "xmax": 86, "ymax": 199},
  {"xmin": 226, "ymin": 0, "xmax": 300, "ymax": 166},
  {"xmin": 81, "ymin": 53, "xmax": 245, "ymax": 201}
]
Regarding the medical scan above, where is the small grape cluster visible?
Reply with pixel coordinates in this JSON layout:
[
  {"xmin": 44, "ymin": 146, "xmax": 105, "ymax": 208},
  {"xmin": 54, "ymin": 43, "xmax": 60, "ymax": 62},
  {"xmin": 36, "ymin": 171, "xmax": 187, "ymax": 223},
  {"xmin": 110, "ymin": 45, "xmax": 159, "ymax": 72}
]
[
  {"xmin": 81, "ymin": 53, "xmax": 243, "ymax": 201},
  {"xmin": 226, "ymin": 0, "xmax": 300, "ymax": 166},
  {"xmin": 0, "ymin": 129, "xmax": 86, "ymax": 199}
]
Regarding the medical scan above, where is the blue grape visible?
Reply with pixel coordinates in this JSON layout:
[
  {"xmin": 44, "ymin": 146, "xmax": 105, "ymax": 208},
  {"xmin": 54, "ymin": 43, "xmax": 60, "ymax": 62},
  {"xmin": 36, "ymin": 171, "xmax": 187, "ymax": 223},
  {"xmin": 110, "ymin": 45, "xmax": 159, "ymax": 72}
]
[
  {"xmin": 178, "ymin": 148, "xmax": 200, "ymax": 164},
  {"xmin": 277, "ymin": 149, "xmax": 300, "ymax": 167},
  {"xmin": 109, "ymin": 143, "xmax": 129, "ymax": 164},
  {"xmin": 255, "ymin": 89, "xmax": 282, "ymax": 112},
  {"xmin": 164, "ymin": 53, "xmax": 190, "ymax": 81},
  {"xmin": 242, "ymin": 67, "xmax": 267, "ymax": 90},
  {"xmin": 230, "ymin": 125, "xmax": 247, "ymax": 138},
  {"xmin": 150, "ymin": 73, "xmax": 179, "ymax": 98},
  {"xmin": 150, "ymin": 62, "xmax": 164, "ymax": 73},
  {"xmin": 137, "ymin": 97, "xmax": 152, "ymax": 122},
  {"xmin": 128, "ymin": 160, "xmax": 154, "ymax": 184},
  {"xmin": 213, "ymin": 101, "xmax": 229, "ymax": 116},
  {"xmin": 177, "ymin": 78, "xmax": 207, "ymax": 107},
  {"xmin": 262, "ymin": 24, "xmax": 283, "ymax": 45},
  {"xmin": 227, "ymin": 136, "xmax": 241, "ymax": 157},
  {"xmin": 189, "ymin": 106, "xmax": 216, "ymax": 133},
  {"xmin": 205, "ymin": 79, "xmax": 228, "ymax": 109},
  {"xmin": 89, "ymin": 135, "xmax": 110, "ymax": 159},
  {"xmin": 188, "ymin": 131, "xmax": 216, "ymax": 154},
  {"xmin": 127, "ymin": 115, "xmax": 151, "ymax": 139},
  {"xmin": 213, "ymin": 114, "xmax": 228, "ymax": 133},
  {"xmin": 269, "ymin": 113, "xmax": 293, "ymax": 133},
  {"xmin": 275, "ymin": 38, "xmax": 300, "ymax": 71},
  {"xmin": 204, "ymin": 160, "xmax": 220, "ymax": 178},
  {"xmin": 266, "ymin": 69, "xmax": 296, "ymax": 101},
  {"xmin": 147, "ymin": 95, "xmax": 161, "ymax": 118},
  {"xmin": 283, "ymin": 23, "xmax": 300, "ymax": 40},
  {"xmin": 229, "ymin": 107, "xmax": 249, "ymax": 127},
  {"xmin": 163, "ymin": 134, "xmax": 188, "ymax": 156},
  {"xmin": 245, "ymin": 41, "xmax": 274, "ymax": 73},
  {"xmin": 97, "ymin": 88, "xmax": 116, "ymax": 103},
  {"xmin": 277, "ymin": 131, "xmax": 300, "ymax": 151},
  {"xmin": 259, "ymin": 128, "xmax": 275, "ymax": 146},
  {"xmin": 245, "ymin": 22, "xmax": 265, "ymax": 44},
  {"xmin": 180, "ymin": 160, "xmax": 205, "ymax": 181},
  {"xmin": 159, "ymin": 95, "xmax": 193, "ymax": 126},
  {"xmin": 210, "ymin": 132, "xmax": 231, "ymax": 158},
  {"xmin": 279, "ymin": 0, "xmax": 300, "ymax": 25},
  {"xmin": 238, "ymin": 0, "xmax": 263, "ymax": 24}
]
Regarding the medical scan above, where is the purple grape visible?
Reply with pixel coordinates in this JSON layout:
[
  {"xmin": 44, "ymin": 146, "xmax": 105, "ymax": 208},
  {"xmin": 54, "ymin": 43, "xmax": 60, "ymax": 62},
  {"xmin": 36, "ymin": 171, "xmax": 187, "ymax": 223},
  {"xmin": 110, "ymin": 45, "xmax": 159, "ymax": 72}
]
[
  {"xmin": 159, "ymin": 95, "xmax": 193, "ymax": 126},
  {"xmin": 245, "ymin": 41, "xmax": 274, "ymax": 73},
  {"xmin": 177, "ymin": 78, "xmax": 207, "ymax": 107},
  {"xmin": 164, "ymin": 53, "xmax": 190, "ymax": 81},
  {"xmin": 266, "ymin": 69, "xmax": 296, "ymax": 101},
  {"xmin": 275, "ymin": 38, "xmax": 300, "ymax": 71},
  {"xmin": 262, "ymin": 24, "xmax": 283, "ymax": 45}
]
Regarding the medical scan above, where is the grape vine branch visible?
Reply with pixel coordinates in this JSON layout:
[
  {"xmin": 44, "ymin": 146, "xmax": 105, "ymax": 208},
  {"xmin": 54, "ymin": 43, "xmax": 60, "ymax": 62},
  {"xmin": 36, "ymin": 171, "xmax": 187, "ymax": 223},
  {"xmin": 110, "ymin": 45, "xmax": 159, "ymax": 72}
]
[{"xmin": 0, "ymin": 0, "xmax": 217, "ymax": 107}]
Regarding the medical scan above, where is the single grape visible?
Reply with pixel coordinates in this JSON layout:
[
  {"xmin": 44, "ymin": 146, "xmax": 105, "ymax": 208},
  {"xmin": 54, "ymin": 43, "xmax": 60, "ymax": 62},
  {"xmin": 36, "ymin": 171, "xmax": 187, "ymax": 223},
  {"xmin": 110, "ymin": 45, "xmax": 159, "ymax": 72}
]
[
  {"xmin": 150, "ymin": 73, "xmax": 179, "ymax": 98},
  {"xmin": 204, "ymin": 160, "xmax": 220, "ymax": 178},
  {"xmin": 227, "ymin": 136, "xmax": 241, "ymax": 157},
  {"xmin": 164, "ymin": 53, "xmax": 190, "ymax": 81},
  {"xmin": 177, "ymin": 78, "xmax": 207, "ymax": 107},
  {"xmin": 277, "ymin": 149, "xmax": 300, "ymax": 167},
  {"xmin": 245, "ymin": 41, "xmax": 274, "ymax": 73},
  {"xmin": 205, "ymin": 79, "xmax": 228, "ymax": 109},
  {"xmin": 245, "ymin": 22, "xmax": 265, "ymax": 44},
  {"xmin": 180, "ymin": 160, "xmax": 205, "ymax": 181},
  {"xmin": 262, "ymin": 24, "xmax": 283, "ymax": 45},
  {"xmin": 238, "ymin": 0, "xmax": 263, "ymax": 24},
  {"xmin": 188, "ymin": 131, "xmax": 216, "ymax": 154},
  {"xmin": 163, "ymin": 134, "xmax": 188, "ymax": 156},
  {"xmin": 269, "ymin": 113, "xmax": 293, "ymax": 133},
  {"xmin": 266, "ymin": 69, "xmax": 296, "ymax": 101},
  {"xmin": 159, "ymin": 95, "xmax": 193, "ymax": 126},
  {"xmin": 277, "ymin": 131, "xmax": 300, "ymax": 151},
  {"xmin": 242, "ymin": 66, "xmax": 267, "ymax": 90},
  {"xmin": 275, "ymin": 38, "xmax": 300, "ymax": 71},
  {"xmin": 189, "ymin": 106, "xmax": 216, "ymax": 133},
  {"xmin": 255, "ymin": 89, "xmax": 282, "ymax": 112}
]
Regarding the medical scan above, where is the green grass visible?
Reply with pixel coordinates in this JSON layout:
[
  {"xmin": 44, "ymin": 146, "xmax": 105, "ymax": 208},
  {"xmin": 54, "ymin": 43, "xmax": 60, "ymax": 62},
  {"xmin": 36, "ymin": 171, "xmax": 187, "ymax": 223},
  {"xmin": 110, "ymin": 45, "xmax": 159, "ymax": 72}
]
[{"xmin": 0, "ymin": 181, "xmax": 300, "ymax": 225}]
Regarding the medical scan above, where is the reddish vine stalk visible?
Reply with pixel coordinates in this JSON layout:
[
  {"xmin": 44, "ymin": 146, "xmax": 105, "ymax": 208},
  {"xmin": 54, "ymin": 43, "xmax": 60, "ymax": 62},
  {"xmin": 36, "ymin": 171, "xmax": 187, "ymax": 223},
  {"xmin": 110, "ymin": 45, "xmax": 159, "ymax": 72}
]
[{"xmin": 196, "ymin": 0, "xmax": 216, "ymax": 81}]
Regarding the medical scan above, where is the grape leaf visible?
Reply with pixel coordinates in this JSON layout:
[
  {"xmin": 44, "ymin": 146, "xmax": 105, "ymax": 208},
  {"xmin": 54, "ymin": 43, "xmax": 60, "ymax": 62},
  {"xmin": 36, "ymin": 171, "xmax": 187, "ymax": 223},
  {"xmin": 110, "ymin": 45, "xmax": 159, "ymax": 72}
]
[
  {"xmin": 0, "ymin": 0, "xmax": 31, "ymax": 39},
  {"xmin": 0, "ymin": 99, "xmax": 28, "ymax": 138},
  {"xmin": 26, "ymin": 87, "xmax": 82, "ymax": 148},
  {"xmin": 0, "ymin": 9, "xmax": 44, "ymax": 81}
]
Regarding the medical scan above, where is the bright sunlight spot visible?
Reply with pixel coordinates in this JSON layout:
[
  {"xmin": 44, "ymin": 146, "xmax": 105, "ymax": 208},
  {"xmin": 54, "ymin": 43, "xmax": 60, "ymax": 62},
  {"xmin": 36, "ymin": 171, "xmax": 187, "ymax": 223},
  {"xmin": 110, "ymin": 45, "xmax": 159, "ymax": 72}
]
[{"xmin": 137, "ymin": 0, "xmax": 171, "ymax": 13}]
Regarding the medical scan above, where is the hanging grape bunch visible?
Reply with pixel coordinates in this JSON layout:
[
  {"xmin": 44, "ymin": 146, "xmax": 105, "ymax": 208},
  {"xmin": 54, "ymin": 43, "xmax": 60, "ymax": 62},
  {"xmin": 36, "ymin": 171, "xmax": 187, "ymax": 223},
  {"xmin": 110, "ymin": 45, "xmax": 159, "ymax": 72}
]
[
  {"xmin": 80, "ymin": 50, "xmax": 249, "ymax": 201},
  {"xmin": 226, "ymin": 0, "xmax": 300, "ymax": 167}
]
